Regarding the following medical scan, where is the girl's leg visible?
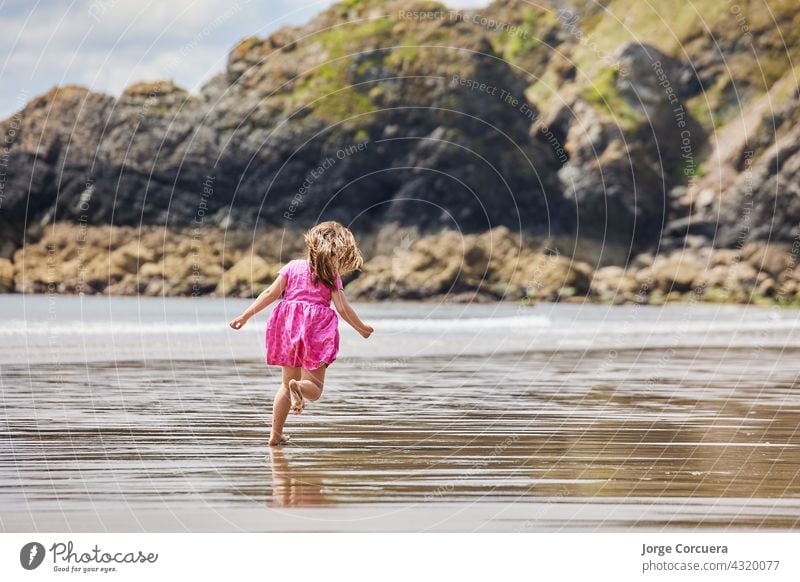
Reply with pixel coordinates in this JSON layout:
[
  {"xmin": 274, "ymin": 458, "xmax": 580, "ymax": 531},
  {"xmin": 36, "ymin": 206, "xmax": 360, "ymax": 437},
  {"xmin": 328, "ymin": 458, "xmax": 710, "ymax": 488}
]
[
  {"xmin": 289, "ymin": 365, "xmax": 327, "ymax": 403},
  {"xmin": 270, "ymin": 366, "xmax": 300, "ymax": 446}
]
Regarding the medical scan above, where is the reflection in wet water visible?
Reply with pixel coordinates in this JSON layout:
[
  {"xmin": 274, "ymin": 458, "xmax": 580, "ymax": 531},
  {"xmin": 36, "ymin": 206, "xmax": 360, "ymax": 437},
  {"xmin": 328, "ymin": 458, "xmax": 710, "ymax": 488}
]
[
  {"xmin": 2, "ymin": 346, "xmax": 800, "ymax": 529},
  {"xmin": 268, "ymin": 447, "xmax": 330, "ymax": 507}
]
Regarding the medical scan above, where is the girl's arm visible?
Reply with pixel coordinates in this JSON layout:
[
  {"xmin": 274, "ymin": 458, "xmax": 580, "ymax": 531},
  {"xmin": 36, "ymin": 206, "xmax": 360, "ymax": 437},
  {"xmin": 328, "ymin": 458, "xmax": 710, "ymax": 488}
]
[
  {"xmin": 332, "ymin": 289, "xmax": 373, "ymax": 338},
  {"xmin": 229, "ymin": 275, "xmax": 287, "ymax": 330}
]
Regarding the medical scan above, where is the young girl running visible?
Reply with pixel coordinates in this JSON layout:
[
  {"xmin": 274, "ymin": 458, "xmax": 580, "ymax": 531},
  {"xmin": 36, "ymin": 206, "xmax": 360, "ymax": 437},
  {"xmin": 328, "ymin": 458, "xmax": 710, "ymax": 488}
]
[{"xmin": 229, "ymin": 221, "xmax": 373, "ymax": 446}]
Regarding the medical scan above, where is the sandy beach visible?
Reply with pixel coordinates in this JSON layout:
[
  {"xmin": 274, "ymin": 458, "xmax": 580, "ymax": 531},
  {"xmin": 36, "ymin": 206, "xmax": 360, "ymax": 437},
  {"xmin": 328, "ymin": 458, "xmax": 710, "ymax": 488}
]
[
  {"xmin": 2, "ymin": 295, "xmax": 800, "ymax": 532},
  {"xmin": 5, "ymin": 498, "xmax": 800, "ymax": 533}
]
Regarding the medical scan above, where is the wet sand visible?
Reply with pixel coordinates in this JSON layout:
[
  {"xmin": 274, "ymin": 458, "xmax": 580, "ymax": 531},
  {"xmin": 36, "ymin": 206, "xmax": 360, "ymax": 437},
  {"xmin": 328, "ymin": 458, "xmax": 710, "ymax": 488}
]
[
  {"xmin": 5, "ymin": 498, "xmax": 800, "ymax": 532},
  {"xmin": 3, "ymin": 344, "xmax": 800, "ymax": 532}
]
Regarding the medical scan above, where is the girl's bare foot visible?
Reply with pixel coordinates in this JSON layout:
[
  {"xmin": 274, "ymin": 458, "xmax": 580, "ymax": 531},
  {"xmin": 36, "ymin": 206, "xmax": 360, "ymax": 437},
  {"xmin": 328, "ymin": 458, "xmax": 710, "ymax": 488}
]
[
  {"xmin": 269, "ymin": 434, "xmax": 291, "ymax": 446},
  {"xmin": 288, "ymin": 380, "xmax": 304, "ymax": 415}
]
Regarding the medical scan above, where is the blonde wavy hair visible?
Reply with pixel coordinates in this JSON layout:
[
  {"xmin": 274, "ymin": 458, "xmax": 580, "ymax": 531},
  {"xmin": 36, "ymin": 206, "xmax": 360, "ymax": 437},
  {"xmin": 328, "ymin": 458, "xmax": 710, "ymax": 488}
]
[{"xmin": 304, "ymin": 221, "xmax": 363, "ymax": 288}]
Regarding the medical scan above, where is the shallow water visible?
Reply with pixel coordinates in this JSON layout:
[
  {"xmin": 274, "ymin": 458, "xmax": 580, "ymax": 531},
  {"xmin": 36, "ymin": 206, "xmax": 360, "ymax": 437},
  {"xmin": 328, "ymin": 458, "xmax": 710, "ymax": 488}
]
[{"xmin": 1, "ymin": 296, "xmax": 800, "ymax": 530}]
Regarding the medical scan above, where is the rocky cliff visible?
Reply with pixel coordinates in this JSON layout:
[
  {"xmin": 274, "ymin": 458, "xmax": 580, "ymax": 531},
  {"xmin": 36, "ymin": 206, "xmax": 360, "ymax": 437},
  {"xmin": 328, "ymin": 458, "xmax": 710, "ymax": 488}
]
[{"xmin": 1, "ymin": 0, "xmax": 799, "ymax": 303}]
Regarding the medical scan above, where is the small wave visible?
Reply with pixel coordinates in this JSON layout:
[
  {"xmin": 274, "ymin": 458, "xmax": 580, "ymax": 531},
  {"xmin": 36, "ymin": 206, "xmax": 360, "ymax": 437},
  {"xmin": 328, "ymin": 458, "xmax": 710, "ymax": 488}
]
[
  {"xmin": 0, "ymin": 315, "xmax": 552, "ymax": 336},
  {"xmin": 576, "ymin": 318, "xmax": 800, "ymax": 337},
  {"xmin": 0, "ymin": 321, "xmax": 232, "ymax": 336},
  {"xmin": 375, "ymin": 315, "xmax": 552, "ymax": 331},
  {"xmin": 3, "ymin": 313, "xmax": 800, "ymax": 338}
]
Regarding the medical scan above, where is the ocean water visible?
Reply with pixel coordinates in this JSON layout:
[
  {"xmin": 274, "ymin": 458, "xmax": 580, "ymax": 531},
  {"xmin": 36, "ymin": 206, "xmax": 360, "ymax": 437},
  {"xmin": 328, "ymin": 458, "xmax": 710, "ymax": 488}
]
[{"xmin": 2, "ymin": 294, "xmax": 800, "ymax": 530}]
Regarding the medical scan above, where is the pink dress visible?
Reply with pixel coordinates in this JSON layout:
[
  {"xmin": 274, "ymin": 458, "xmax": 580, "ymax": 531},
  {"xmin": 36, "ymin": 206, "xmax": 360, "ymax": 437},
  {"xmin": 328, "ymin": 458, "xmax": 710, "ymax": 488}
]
[{"xmin": 266, "ymin": 259, "xmax": 343, "ymax": 369}]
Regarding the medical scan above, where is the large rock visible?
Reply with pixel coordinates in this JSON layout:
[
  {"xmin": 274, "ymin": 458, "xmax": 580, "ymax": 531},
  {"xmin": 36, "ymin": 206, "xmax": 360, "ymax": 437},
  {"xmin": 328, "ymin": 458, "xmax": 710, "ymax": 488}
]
[
  {"xmin": 216, "ymin": 255, "xmax": 280, "ymax": 297},
  {"xmin": 539, "ymin": 42, "xmax": 704, "ymax": 249},
  {"xmin": 0, "ymin": 258, "xmax": 13, "ymax": 292},
  {"xmin": 1, "ymin": 0, "xmax": 799, "ymax": 284},
  {"xmin": 591, "ymin": 266, "xmax": 640, "ymax": 301},
  {"xmin": 0, "ymin": 0, "xmax": 565, "ymax": 259},
  {"xmin": 347, "ymin": 226, "xmax": 594, "ymax": 301}
]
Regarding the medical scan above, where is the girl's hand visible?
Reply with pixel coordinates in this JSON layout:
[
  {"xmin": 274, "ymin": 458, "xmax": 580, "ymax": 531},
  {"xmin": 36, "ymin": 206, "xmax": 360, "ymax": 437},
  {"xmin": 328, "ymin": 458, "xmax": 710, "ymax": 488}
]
[
  {"xmin": 359, "ymin": 324, "xmax": 374, "ymax": 339},
  {"xmin": 229, "ymin": 315, "xmax": 249, "ymax": 330}
]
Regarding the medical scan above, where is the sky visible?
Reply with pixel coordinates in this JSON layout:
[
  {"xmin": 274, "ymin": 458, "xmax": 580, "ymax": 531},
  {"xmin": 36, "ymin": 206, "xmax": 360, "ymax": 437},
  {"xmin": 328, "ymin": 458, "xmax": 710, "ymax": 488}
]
[{"xmin": 0, "ymin": 0, "xmax": 490, "ymax": 120}]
